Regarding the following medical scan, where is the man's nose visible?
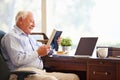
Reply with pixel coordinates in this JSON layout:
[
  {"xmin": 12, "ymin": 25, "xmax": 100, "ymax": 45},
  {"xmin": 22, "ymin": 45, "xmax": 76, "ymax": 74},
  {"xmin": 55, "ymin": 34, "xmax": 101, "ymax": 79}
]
[{"xmin": 30, "ymin": 22, "xmax": 35, "ymax": 27}]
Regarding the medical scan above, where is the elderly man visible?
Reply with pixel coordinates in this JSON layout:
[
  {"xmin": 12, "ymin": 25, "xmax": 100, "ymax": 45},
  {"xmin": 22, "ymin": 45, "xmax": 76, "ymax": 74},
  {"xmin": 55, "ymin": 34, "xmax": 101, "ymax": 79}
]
[{"xmin": 1, "ymin": 11, "xmax": 80, "ymax": 80}]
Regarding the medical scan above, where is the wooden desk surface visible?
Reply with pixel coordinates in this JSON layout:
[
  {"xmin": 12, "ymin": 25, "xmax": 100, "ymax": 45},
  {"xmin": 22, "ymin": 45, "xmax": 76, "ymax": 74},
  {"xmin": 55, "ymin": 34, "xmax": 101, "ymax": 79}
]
[{"xmin": 42, "ymin": 56, "xmax": 120, "ymax": 80}]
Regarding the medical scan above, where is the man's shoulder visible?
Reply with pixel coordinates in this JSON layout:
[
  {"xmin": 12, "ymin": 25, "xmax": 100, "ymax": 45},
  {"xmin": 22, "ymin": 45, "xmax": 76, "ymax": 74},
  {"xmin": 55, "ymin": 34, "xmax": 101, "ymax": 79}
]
[{"xmin": 3, "ymin": 30, "xmax": 20, "ymax": 40}]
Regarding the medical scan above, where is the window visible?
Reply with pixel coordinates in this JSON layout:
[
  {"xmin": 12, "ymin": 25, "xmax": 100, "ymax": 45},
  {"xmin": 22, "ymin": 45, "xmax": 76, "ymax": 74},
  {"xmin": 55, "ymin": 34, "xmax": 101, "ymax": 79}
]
[
  {"xmin": 0, "ymin": 0, "xmax": 41, "ymax": 32},
  {"xmin": 46, "ymin": 0, "xmax": 120, "ymax": 49},
  {"xmin": 1, "ymin": 0, "xmax": 120, "ymax": 49}
]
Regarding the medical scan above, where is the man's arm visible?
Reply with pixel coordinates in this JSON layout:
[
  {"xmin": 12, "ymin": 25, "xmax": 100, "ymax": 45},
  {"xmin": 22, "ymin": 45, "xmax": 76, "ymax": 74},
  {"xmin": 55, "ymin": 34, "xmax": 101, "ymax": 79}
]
[{"xmin": 1, "ymin": 34, "xmax": 39, "ymax": 66}]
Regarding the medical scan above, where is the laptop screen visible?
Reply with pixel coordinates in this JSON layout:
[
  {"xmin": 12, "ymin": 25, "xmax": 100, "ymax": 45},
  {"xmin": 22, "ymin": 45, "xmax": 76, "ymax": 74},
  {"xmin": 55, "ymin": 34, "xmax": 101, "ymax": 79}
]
[{"xmin": 75, "ymin": 37, "xmax": 98, "ymax": 56}]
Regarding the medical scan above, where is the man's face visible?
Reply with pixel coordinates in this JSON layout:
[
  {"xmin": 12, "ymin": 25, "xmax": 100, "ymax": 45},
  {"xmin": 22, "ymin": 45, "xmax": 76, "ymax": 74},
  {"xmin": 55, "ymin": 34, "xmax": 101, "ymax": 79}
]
[{"xmin": 20, "ymin": 12, "xmax": 35, "ymax": 34}]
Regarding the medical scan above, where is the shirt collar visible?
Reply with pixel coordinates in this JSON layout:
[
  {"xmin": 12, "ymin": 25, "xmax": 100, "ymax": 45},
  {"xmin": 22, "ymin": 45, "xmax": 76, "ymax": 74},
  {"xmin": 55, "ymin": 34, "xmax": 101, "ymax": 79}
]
[{"xmin": 14, "ymin": 25, "xmax": 28, "ymax": 36}]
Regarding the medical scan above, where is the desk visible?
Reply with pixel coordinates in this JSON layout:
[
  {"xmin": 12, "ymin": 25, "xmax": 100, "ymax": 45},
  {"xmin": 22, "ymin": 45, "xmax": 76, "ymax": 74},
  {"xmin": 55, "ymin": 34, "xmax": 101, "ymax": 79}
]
[{"xmin": 42, "ymin": 56, "xmax": 120, "ymax": 80}]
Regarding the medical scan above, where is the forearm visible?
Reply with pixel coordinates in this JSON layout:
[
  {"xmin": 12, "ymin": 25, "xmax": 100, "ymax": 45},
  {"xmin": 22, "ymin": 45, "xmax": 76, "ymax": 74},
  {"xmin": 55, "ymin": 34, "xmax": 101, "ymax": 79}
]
[{"xmin": 9, "ymin": 49, "xmax": 39, "ymax": 66}]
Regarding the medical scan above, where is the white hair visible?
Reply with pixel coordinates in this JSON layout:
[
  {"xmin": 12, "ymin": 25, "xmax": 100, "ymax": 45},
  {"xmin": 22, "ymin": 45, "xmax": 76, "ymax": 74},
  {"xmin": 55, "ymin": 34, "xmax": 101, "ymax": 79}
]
[{"xmin": 15, "ymin": 11, "xmax": 29, "ymax": 23}]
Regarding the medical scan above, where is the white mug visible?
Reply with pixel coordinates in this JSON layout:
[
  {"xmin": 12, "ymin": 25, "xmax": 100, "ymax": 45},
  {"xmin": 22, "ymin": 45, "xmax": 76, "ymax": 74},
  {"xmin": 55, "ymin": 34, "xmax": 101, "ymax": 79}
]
[{"xmin": 97, "ymin": 48, "xmax": 108, "ymax": 58}]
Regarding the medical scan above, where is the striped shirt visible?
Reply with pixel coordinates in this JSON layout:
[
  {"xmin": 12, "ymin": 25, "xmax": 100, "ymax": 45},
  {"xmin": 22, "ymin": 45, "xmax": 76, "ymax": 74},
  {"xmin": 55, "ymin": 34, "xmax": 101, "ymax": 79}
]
[{"xmin": 1, "ymin": 25, "xmax": 43, "ymax": 71}]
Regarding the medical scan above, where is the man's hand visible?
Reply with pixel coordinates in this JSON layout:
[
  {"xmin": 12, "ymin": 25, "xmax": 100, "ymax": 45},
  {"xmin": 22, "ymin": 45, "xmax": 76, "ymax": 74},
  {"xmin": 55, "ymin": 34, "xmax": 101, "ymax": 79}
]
[{"xmin": 37, "ymin": 45, "xmax": 50, "ymax": 57}]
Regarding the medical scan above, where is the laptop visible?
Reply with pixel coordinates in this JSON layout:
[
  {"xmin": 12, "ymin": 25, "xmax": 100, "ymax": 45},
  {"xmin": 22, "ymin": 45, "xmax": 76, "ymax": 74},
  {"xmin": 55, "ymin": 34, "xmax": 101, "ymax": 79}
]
[
  {"xmin": 74, "ymin": 37, "xmax": 98, "ymax": 58},
  {"xmin": 53, "ymin": 37, "xmax": 98, "ymax": 58}
]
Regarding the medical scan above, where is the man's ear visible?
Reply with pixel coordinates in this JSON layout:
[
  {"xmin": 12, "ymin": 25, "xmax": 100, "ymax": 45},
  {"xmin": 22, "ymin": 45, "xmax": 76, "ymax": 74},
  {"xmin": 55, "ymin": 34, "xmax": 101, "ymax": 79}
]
[
  {"xmin": 18, "ymin": 17, "xmax": 23, "ymax": 25},
  {"xmin": 16, "ymin": 17, "xmax": 22, "ymax": 25},
  {"xmin": 18, "ymin": 17, "xmax": 23, "ymax": 22}
]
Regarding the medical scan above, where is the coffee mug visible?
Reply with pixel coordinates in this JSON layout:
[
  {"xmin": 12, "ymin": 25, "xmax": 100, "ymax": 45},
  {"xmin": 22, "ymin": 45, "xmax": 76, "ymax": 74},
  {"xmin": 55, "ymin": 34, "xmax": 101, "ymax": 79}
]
[{"xmin": 97, "ymin": 48, "xmax": 108, "ymax": 58}]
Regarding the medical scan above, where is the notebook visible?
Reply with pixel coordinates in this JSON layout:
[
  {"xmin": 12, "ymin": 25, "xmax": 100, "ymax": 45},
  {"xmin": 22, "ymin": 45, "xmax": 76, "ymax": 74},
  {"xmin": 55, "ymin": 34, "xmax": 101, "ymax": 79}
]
[
  {"xmin": 47, "ymin": 29, "xmax": 62, "ymax": 45},
  {"xmin": 53, "ymin": 37, "xmax": 98, "ymax": 58},
  {"xmin": 47, "ymin": 29, "xmax": 62, "ymax": 51}
]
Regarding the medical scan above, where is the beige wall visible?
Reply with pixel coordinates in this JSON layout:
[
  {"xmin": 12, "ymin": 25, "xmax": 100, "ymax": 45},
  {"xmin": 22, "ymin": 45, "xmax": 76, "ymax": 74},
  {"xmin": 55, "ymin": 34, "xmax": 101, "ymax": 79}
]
[{"xmin": 41, "ymin": 0, "xmax": 46, "ymax": 33}]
